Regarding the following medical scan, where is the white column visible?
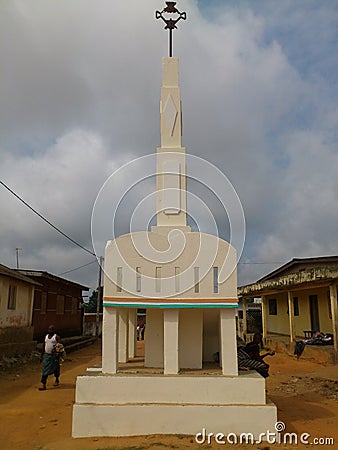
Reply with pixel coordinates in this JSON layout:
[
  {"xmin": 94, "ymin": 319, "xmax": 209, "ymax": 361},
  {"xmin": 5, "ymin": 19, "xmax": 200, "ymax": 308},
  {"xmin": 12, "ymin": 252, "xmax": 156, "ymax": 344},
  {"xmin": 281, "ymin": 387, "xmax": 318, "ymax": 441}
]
[
  {"xmin": 118, "ymin": 308, "xmax": 129, "ymax": 363},
  {"xmin": 145, "ymin": 309, "xmax": 164, "ymax": 368},
  {"xmin": 220, "ymin": 308, "xmax": 238, "ymax": 376},
  {"xmin": 102, "ymin": 307, "xmax": 118, "ymax": 374},
  {"xmin": 261, "ymin": 295, "xmax": 267, "ymax": 344},
  {"xmin": 128, "ymin": 309, "xmax": 137, "ymax": 358},
  {"xmin": 329, "ymin": 284, "xmax": 338, "ymax": 353},
  {"xmin": 287, "ymin": 291, "xmax": 295, "ymax": 342},
  {"xmin": 163, "ymin": 309, "xmax": 179, "ymax": 374},
  {"xmin": 242, "ymin": 298, "xmax": 248, "ymax": 342}
]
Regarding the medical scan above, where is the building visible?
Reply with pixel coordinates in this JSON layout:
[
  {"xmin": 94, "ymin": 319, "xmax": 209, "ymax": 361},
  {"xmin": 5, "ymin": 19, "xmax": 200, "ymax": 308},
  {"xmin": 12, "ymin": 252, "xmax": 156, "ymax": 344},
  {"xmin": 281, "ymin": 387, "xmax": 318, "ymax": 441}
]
[
  {"xmin": 237, "ymin": 297, "xmax": 262, "ymax": 341},
  {"xmin": 239, "ymin": 256, "xmax": 338, "ymax": 361},
  {"xmin": 0, "ymin": 264, "xmax": 40, "ymax": 357},
  {"xmin": 73, "ymin": 4, "xmax": 276, "ymax": 437},
  {"xmin": 17, "ymin": 270, "xmax": 89, "ymax": 341}
]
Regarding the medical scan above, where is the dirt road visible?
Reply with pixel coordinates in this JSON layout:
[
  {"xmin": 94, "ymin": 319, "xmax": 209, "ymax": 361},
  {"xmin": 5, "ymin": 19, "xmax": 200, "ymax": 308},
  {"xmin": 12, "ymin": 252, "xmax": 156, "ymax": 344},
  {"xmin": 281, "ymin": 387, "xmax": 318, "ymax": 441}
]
[{"xmin": 0, "ymin": 341, "xmax": 337, "ymax": 450}]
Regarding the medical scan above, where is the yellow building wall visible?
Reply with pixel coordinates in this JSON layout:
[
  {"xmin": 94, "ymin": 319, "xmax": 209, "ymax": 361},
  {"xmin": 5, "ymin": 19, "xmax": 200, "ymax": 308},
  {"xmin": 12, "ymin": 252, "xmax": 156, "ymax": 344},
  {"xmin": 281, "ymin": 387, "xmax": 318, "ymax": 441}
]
[
  {"xmin": 266, "ymin": 293, "xmax": 289, "ymax": 335},
  {"xmin": 266, "ymin": 287, "xmax": 333, "ymax": 338},
  {"xmin": 293, "ymin": 294, "xmax": 311, "ymax": 337},
  {"xmin": 0, "ymin": 276, "xmax": 33, "ymax": 328}
]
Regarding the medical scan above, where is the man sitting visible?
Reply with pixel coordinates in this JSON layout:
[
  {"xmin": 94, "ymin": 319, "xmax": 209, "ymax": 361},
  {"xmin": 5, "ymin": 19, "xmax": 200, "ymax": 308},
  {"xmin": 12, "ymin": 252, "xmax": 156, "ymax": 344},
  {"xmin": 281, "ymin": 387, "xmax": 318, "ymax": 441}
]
[{"xmin": 237, "ymin": 333, "xmax": 274, "ymax": 378}]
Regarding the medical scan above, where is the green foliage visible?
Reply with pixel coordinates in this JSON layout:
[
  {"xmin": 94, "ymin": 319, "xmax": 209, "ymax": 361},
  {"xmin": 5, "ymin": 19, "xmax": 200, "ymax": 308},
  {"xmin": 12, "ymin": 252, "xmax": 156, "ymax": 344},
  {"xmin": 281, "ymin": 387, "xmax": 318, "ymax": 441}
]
[{"xmin": 84, "ymin": 287, "xmax": 103, "ymax": 313}]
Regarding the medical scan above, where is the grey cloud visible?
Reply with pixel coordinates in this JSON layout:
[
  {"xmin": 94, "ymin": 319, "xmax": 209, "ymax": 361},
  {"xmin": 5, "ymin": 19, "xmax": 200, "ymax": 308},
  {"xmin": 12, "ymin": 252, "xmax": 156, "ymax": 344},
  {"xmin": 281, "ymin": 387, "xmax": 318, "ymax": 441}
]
[{"xmin": 0, "ymin": 0, "xmax": 337, "ymax": 287}]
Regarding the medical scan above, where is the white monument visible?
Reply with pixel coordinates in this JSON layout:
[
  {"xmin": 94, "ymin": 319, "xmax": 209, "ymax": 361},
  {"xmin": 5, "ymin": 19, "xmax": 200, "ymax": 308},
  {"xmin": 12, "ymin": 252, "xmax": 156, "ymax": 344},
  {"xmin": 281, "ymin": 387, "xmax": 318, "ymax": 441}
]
[{"xmin": 73, "ymin": 2, "xmax": 277, "ymax": 439}]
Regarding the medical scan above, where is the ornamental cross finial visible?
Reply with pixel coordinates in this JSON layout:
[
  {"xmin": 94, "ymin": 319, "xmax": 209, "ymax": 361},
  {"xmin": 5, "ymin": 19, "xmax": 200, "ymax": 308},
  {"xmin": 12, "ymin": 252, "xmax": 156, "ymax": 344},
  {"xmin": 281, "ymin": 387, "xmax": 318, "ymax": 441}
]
[{"xmin": 155, "ymin": 2, "xmax": 187, "ymax": 57}]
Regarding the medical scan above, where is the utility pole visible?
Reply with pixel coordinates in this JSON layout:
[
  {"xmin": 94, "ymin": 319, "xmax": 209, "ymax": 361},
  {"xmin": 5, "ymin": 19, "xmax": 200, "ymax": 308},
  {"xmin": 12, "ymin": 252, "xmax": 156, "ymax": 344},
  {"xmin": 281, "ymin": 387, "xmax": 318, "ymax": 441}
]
[
  {"xmin": 16, "ymin": 247, "xmax": 22, "ymax": 269},
  {"xmin": 95, "ymin": 256, "xmax": 103, "ymax": 338}
]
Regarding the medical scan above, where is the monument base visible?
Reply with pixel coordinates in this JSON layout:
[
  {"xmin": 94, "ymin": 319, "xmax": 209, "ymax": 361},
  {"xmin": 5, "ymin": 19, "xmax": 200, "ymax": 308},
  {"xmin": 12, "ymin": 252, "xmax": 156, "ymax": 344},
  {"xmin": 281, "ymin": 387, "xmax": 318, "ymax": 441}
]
[{"xmin": 72, "ymin": 371, "xmax": 277, "ymax": 439}]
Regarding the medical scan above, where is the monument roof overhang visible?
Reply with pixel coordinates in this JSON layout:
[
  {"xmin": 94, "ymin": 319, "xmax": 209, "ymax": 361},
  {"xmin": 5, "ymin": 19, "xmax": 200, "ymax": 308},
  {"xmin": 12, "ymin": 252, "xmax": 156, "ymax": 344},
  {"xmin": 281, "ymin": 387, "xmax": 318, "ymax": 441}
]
[
  {"xmin": 103, "ymin": 296, "xmax": 238, "ymax": 309},
  {"xmin": 109, "ymin": 230, "xmax": 234, "ymax": 246}
]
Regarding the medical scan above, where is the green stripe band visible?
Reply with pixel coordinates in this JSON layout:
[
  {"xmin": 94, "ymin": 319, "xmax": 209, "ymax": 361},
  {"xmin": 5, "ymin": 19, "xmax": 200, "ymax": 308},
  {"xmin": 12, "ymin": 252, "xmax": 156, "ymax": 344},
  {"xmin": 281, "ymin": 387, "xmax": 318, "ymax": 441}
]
[{"xmin": 103, "ymin": 302, "xmax": 238, "ymax": 309}]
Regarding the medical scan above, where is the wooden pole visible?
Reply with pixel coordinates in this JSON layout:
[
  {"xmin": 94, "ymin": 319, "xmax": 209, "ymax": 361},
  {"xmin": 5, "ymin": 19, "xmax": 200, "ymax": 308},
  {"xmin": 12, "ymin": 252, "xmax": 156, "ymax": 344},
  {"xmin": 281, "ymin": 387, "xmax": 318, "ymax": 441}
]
[{"xmin": 95, "ymin": 256, "xmax": 103, "ymax": 337}]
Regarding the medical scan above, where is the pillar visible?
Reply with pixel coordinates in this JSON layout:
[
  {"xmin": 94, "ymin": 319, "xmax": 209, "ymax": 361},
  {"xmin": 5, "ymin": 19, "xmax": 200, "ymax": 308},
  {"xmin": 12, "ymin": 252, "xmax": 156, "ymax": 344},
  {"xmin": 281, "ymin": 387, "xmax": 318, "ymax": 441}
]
[
  {"xmin": 220, "ymin": 308, "xmax": 238, "ymax": 376},
  {"xmin": 163, "ymin": 309, "xmax": 179, "ymax": 374},
  {"xmin": 118, "ymin": 308, "xmax": 129, "ymax": 363},
  {"xmin": 242, "ymin": 298, "xmax": 248, "ymax": 342},
  {"xmin": 29, "ymin": 286, "xmax": 34, "ymax": 326},
  {"xmin": 128, "ymin": 309, "xmax": 137, "ymax": 358},
  {"xmin": 261, "ymin": 295, "xmax": 267, "ymax": 344},
  {"xmin": 287, "ymin": 291, "xmax": 295, "ymax": 342},
  {"xmin": 102, "ymin": 307, "xmax": 118, "ymax": 374},
  {"xmin": 329, "ymin": 284, "xmax": 338, "ymax": 353},
  {"xmin": 145, "ymin": 309, "xmax": 164, "ymax": 368}
]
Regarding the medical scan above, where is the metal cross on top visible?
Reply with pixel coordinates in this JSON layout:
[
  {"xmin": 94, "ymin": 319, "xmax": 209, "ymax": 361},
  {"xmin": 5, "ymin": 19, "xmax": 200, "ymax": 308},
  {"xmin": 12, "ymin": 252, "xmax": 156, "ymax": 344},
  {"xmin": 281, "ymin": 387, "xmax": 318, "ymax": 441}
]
[{"xmin": 155, "ymin": 2, "xmax": 187, "ymax": 57}]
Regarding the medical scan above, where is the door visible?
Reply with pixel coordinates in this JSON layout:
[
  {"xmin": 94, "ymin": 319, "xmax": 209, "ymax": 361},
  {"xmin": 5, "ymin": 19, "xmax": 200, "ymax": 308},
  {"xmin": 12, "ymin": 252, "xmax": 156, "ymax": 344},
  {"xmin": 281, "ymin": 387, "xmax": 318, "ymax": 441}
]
[{"xmin": 309, "ymin": 295, "xmax": 320, "ymax": 332}]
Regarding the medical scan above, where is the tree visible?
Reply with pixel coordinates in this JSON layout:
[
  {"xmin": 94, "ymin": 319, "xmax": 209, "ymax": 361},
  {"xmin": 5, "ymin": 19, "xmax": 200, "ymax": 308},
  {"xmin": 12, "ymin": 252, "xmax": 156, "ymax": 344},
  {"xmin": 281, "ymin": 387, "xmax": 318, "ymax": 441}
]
[{"xmin": 84, "ymin": 287, "xmax": 103, "ymax": 313}]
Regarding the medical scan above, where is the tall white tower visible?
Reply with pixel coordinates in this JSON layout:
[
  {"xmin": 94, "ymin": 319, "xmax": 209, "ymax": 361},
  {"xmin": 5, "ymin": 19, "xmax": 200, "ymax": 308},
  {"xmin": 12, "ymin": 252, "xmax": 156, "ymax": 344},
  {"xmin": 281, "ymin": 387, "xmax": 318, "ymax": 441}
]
[
  {"xmin": 72, "ymin": 2, "xmax": 277, "ymax": 438},
  {"xmin": 155, "ymin": 57, "xmax": 188, "ymax": 228}
]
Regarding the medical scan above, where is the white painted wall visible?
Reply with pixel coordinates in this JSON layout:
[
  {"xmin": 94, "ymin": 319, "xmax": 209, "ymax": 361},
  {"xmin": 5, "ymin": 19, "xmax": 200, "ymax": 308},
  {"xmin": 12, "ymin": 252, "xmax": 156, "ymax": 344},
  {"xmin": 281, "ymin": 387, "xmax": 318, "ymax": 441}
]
[
  {"xmin": 145, "ymin": 309, "xmax": 164, "ymax": 368},
  {"xmin": 104, "ymin": 232, "xmax": 237, "ymax": 300},
  {"xmin": 203, "ymin": 309, "xmax": 220, "ymax": 362},
  {"xmin": 179, "ymin": 309, "xmax": 203, "ymax": 369}
]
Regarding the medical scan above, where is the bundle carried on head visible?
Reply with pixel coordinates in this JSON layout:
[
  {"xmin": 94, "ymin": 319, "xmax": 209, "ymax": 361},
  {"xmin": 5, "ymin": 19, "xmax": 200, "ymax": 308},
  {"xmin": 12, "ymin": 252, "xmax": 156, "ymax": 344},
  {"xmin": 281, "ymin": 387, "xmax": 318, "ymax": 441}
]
[{"xmin": 53, "ymin": 342, "xmax": 66, "ymax": 364}]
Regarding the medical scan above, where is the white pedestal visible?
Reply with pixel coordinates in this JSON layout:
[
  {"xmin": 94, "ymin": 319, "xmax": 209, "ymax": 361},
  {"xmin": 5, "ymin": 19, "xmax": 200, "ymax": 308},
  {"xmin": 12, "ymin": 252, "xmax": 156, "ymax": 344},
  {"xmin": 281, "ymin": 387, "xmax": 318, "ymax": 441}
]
[{"xmin": 72, "ymin": 371, "xmax": 277, "ymax": 438}]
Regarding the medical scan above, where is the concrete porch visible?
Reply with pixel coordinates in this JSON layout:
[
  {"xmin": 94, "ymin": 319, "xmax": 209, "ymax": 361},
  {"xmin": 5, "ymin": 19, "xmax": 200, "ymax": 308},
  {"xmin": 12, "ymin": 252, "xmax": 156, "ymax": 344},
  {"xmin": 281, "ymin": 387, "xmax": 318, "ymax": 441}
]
[{"xmin": 264, "ymin": 333, "xmax": 336, "ymax": 364}]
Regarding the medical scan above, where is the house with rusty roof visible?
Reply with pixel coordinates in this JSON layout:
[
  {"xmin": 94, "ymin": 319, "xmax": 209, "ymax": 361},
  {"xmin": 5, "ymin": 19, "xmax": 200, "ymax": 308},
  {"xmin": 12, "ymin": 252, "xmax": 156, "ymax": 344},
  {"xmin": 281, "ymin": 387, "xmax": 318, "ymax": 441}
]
[
  {"xmin": 0, "ymin": 264, "xmax": 40, "ymax": 358},
  {"xmin": 238, "ymin": 256, "xmax": 338, "ymax": 363},
  {"xmin": 17, "ymin": 270, "xmax": 89, "ymax": 341}
]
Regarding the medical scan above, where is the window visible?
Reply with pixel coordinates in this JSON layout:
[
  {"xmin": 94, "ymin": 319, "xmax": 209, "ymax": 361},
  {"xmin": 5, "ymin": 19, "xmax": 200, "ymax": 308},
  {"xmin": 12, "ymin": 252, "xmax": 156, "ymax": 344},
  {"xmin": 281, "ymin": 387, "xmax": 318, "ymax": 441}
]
[
  {"xmin": 175, "ymin": 267, "xmax": 180, "ymax": 293},
  {"xmin": 71, "ymin": 297, "xmax": 78, "ymax": 315},
  {"xmin": 116, "ymin": 267, "xmax": 122, "ymax": 292},
  {"xmin": 40, "ymin": 292, "xmax": 47, "ymax": 315},
  {"xmin": 136, "ymin": 267, "xmax": 141, "ymax": 292},
  {"xmin": 194, "ymin": 267, "xmax": 200, "ymax": 293},
  {"xmin": 56, "ymin": 295, "xmax": 65, "ymax": 315},
  {"xmin": 7, "ymin": 285, "xmax": 17, "ymax": 310},
  {"xmin": 268, "ymin": 298, "xmax": 277, "ymax": 315},
  {"xmin": 155, "ymin": 267, "xmax": 161, "ymax": 293},
  {"xmin": 213, "ymin": 267, "xmax": 219, "ymax": 294},
  {"xmin": 293, "ymin": 297, "xmax": 299, "ymax": 316}
]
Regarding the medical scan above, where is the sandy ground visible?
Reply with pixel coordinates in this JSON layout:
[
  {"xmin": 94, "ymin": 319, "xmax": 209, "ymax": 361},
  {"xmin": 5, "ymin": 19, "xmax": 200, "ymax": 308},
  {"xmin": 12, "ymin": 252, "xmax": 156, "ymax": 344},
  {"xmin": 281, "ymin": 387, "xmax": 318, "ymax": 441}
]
[{"xmin": 0, "ymin": 340, "xmax": 337, "ymax": 450}]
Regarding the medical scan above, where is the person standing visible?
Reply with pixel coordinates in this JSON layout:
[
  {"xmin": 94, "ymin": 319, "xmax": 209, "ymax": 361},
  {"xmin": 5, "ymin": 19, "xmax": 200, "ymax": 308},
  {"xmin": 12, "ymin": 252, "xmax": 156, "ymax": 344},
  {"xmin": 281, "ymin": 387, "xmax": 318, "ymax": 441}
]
[{"xmin": 39, "ymin": 325, "xmax": 61, "ymax": 391}]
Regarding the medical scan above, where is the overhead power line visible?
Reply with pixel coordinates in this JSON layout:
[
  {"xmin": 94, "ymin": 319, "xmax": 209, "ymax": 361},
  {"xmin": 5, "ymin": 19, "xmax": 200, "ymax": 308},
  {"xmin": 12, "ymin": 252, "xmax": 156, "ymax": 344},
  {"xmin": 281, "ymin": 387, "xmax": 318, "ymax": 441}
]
[
  {"xmin": 238, "ymin": 261, "xmax": 285, "ymax": 265},
  {"xmin": 58, "ymin": 259, "xmax": 98, "ymax": 276},
  {"xmin": 0, "ymin": 179, "xmax": 96, "ymax": 257}
]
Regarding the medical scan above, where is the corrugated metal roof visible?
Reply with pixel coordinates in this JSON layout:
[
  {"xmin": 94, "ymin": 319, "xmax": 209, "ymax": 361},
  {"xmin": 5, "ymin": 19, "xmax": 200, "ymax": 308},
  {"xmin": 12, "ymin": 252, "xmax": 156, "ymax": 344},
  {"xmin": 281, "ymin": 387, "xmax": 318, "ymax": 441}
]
[
  {"xmin": 257, "ymin": 255, "xmax": 338, "ymax": 282},
  {"xmin": 0, "ymin": 264, "xmax": 41, "ymax": 285},
  {"xmin": 16, "ymin": 269, "xmax": 89, "ymax": 290}
]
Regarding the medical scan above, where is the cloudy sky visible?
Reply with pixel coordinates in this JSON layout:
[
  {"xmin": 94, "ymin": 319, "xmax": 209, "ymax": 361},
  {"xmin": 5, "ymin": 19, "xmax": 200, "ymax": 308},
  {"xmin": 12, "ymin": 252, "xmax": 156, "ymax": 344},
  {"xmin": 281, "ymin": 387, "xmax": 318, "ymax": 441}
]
[{"xmin": 1, "ymin": 0, "xmax": 337, "ymax": 290}]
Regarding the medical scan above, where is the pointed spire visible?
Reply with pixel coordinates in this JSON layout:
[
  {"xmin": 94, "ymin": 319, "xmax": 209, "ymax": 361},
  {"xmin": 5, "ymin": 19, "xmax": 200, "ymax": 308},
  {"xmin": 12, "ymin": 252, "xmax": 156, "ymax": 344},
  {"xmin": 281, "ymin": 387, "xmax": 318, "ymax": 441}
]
[{"xmin": 155, "ymin": 57, "xmax": 188, "ymax": 229}]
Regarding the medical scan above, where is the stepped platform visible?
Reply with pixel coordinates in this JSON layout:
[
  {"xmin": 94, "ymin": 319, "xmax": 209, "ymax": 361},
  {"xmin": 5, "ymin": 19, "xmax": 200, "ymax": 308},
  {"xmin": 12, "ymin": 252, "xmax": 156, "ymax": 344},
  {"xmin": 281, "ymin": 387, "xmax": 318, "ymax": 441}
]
[{"xmin": 72, "ymin": 359, "xmax": 277, "ymax": 438}]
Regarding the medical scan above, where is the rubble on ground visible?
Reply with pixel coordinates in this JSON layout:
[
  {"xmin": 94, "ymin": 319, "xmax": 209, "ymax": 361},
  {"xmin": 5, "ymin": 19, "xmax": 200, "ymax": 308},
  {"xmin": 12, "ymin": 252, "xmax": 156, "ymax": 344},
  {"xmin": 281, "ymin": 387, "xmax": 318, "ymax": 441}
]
[{"xmin": 274, "ymin": 375, "xmax": 338, "ymax": 400}]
